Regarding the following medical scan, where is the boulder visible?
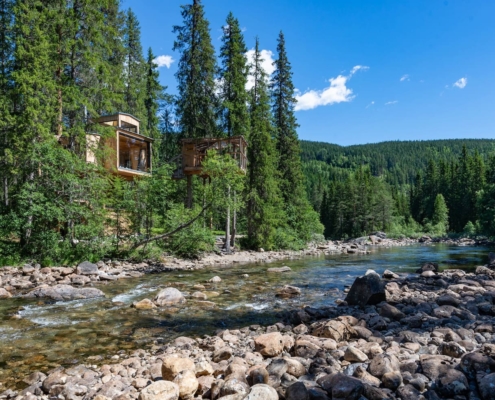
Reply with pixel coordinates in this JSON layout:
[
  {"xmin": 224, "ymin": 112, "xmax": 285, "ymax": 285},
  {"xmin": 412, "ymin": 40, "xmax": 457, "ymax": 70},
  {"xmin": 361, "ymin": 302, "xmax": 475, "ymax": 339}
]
[
  {"xmin": 285, "ymin": 382, "xmax": 309, "ymax": 400},
  {"xmin": 275, "ymin": 285, "xmax": 301, "ymax": 298},
  {"xmin": 0, "ymin": 288, "xmax": 12, "ymax": 298},
  {"xmin": 379, "ymin": 303, "xmax": 405, "ymax": 320},
  {"xmin": 154, "ymin": 288, "xmax": 186, "ymax": 307},
  {"xmin": 267, "ymin": 266, "xmax": 291, "ymax": 273},
  {"xmin": 208, "ymin": 276, "xmax": 222, "ymax": 283},
  {"xmin": 254, "ymin": 332, "xmax": 284, "ymax": 357},
  {"xmin": 344, "ymin": 346, "xmax": 368, "ymax": 363},
  {"xmin": 138, "ymin": 381, "xmax": 179, "ymax": 400},
  {"xmin": 161, "ymin": 357, "xmax": 195, "ymax": 381},
  {"xmin": 478, "ymin": 373, "xmax": 495, "ymax": 400},
  {"xmin": 317, "ymin": 373, "xmax": 364, "ymax": 400},
  {"xmin": 245, "ymin": 384, "xmax": 278, "ymax": 400},
  {"xmin": 416, "ymin": 262, "xmax": 438, "ymax": 274},
  {"xmin": 132, "ymin": 298, "xmax": 156, "ymax": 309},
  {"xmin": 173, "ymin": 369, "xmax": 198, "ymax": 400},
  {"xmin": 311, "ymin": 317, "xmax": 356, "ymax": 341},
  {"xmin": 24, "ymin": 284, "xmax": 105, "ymax": 301},
  {"xmin": 345, "ymin": 271, "xmax": 386, "ymax": 307},
  {"xmin": 76, "ymin": 261, "xmax": 99, "ymax": 275}
]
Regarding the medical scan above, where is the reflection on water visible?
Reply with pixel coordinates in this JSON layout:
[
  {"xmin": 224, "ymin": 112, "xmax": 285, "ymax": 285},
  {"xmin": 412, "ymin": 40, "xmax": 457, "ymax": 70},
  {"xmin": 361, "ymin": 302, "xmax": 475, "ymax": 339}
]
[{"xmin": 0, "ymin": 244, "xmax": 491, "ymax": 387}]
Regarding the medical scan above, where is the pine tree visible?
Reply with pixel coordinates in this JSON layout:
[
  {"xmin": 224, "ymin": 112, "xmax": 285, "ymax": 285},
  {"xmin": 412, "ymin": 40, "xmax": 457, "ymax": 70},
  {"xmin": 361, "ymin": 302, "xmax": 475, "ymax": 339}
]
[
  {"xmin": 270, "ymin": 31, "xmax": 322, "ymax": 242},
  {"xmin": 123, "ymin": 8, "xmax": 146, "ymax": 122},
  {"xmin": 144, "ymin": 47, "xmax": 164, "ymax": 147},
  {"xmin": 0, "ymin": 0, "xmax": 14, "ymax": 209},
  {"xmin": 218, "ymin": 12, "xmax": 249, "ymax": 138},
  {"xmin": 432, "ymin": 193, "xmax": 449, "ymax": 233},
  {"xmin": 245, "ymin": 38, "xmax": 283, "ymax": 250},
  {"xmin": 173, "ymin": 0, "xmax": 217, "ymax": 139}
]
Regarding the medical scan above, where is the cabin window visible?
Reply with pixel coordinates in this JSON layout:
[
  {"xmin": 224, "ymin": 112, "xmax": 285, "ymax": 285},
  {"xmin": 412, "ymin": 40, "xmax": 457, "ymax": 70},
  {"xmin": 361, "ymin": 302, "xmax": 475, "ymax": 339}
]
[
  {"xmin": 118, "ymin": 133, "xmax": 150, "ymax": 172},
  {"xmin": 120, "ymin": 121, "xmax": 138, "ymax": 133}
]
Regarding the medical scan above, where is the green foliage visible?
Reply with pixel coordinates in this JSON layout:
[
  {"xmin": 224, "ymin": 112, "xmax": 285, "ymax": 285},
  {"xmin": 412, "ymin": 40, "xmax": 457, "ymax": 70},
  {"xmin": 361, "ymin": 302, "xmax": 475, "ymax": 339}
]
[
  {"xmin": 218, "ymin": 12, "xmax": 249, "ymax": 138},
  {"xmin": 173, "ymin": 0, "xmax": 217, "ymax": 139},
  {"xmin": 432, "ymin": 194, "xmax": 449, "ymax": 230},
  {"xmin": 244, "ymin": 39, "xmax": 285, "ymax": 250}
]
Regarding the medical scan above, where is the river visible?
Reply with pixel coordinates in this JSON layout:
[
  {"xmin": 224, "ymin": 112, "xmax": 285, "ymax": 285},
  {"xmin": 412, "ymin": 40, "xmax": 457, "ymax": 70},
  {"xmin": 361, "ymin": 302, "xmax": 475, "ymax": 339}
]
[{"xmin": 0, "ymin": 243, "xmax": 491, "ymax": 389}]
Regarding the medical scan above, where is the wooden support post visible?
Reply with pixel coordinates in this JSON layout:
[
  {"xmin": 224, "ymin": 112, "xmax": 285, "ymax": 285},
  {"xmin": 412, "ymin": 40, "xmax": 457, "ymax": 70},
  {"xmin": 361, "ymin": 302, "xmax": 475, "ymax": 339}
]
[
  {"xmin": 230, "ymin": 190, "xmax": 236, "ymax": 249},
  {"xmin": 186, "ymin": 175, "xmax": 193, "ymax": 209},
  {"xmin": 225, "ymin": 185, "xmax": 231, "ymax": 253}
]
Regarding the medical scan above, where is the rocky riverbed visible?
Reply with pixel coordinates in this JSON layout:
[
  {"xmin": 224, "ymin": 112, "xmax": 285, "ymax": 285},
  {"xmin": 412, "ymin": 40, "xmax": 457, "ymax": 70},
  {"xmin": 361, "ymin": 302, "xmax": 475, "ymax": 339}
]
[{"xmin": 4, "ymin": 250, "xmax": 495, "ymax": 399}]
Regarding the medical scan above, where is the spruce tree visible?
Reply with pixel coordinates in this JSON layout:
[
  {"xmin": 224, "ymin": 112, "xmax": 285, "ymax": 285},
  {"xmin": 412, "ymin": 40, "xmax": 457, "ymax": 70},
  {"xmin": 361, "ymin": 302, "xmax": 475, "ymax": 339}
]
[
  {"xmin": 270, "ymin": 31, "xmax": 322, "ymax": 242},
  {"xmin": 144, "ymin": 47, "xmax": 164, "ymax": 143},
  {"xmin": 173, "ymin": 0, "xmax": 217, "ymax": 139},
  {"xmin": 245, "ymin": 38, "xmax": 283, "ymax": 250},
  {"xmin": 218, "ymin": 12, "xmax": 249, "ymax": 138},
  {"xmin": 123, "ymin": 8, "xmax": 146, "ymax": 122},
  {"xmin": 0, "ymin": 0, "xmax": 14, "ymax": 208}
]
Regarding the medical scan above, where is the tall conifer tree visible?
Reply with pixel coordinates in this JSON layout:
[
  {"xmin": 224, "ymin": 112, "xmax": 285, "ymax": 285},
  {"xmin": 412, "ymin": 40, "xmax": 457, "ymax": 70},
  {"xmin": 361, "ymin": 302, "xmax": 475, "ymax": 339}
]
[
  {"xmin": 123, "ymin": 8, "xmax": 146, "ymax": 122},
  {"xmin": 270, "ymin": 31, "xmax": 322, "ymax": 241},
  {"xmin": 218, "ymin": 12, "xmax": 249, "ymax": 138},
  {"xmin": 245, "ymin": 39, "xmax": 283, "ymax": 250},
  {"xmin": 144, "ymin": 47, "xmax": 163, "ymax": 140},
  {"xmin": 173, "ymin": 0, "xmax": 217, "ymax": 139}
]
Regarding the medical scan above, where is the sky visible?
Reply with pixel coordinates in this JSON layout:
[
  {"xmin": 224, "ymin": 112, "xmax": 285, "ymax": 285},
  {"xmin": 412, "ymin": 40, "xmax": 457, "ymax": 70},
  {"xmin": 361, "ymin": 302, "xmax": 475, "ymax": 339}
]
[{"xmin": 123, "ymin": 0, "xmax": 495, "ymax": 146}]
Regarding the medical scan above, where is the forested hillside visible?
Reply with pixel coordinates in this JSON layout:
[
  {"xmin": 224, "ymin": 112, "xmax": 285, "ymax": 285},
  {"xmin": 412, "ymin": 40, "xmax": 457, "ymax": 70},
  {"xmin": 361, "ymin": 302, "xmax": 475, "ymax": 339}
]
[
  {"xmin": 0, "ymin": 0, "xmax": 322, "ymax": 265},
  {"xmin": 301, "ymin": 139, "xmax": 495, "ymax": 239}
]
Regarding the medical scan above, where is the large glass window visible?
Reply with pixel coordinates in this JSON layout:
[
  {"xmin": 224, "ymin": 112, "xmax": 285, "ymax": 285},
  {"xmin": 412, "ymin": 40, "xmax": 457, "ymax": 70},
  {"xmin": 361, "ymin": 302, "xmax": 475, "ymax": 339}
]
[{"xmin": 118, "ymin": 133, "xmax": 150, "ymax": 172}]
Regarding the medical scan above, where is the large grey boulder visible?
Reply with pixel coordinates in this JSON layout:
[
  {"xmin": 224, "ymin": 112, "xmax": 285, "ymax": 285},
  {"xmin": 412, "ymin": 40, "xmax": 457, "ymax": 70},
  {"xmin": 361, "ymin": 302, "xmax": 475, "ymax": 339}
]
[
  {"xmin": 24, "ymin": 284, "xmax": 105, "ymax": 301},
  {"xmin": 345, "ymin": 271, "xmax": 386, "ymax": 306},
  {"xmin": 154, "ymin": 287, "xmax": 186, "ymax": 307},
  {"xmin": 76, "ymin": 261, "xmax": 99, "ymax": 275}
]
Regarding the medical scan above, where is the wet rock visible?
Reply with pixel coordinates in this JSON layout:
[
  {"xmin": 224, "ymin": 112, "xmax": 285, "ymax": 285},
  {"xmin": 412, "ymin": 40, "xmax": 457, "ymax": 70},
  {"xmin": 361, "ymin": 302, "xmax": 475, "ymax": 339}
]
[
  {"xmin": 161, "ymin": 357, "xmax": 195, "ymax": 381},
  {"xmin": 267, "ymin": 266, "xmax": 291, "ymax": 273},
  {"xmin": 383, "ymin": 270, "xmax": 399, "ymax": 279},
  {"xmin": 191, "ymin": 291, "xmax": 207, "ymax": 300},
  {"xmin": 276, "ymin": 285, "xmax": 301, "ymax": 298},
  {"xmin": 138, "ymin": 381, "xmax": 179, "ymax": 400},
  {"xmin": 132, "ymin": 298, "xmax": 156, "ymax": 309},
  {"xmin": 208, "ymin": 276, "xmax": 222, "ymax": 283},
  {"xmin": 25, "ymin": 284, "xmax": 105, "ymax": 301},
  {"xmin": 154, "ymin": 288, "xmax": 186, "ymax": 307},
  {"xmin": 254, "ymin": 332, "xmax": 284, "ymax": 357},
  {"xmin": 416, "ymin": 262, "xmax": 438, "ymax": 274},
  {"xmin": 345, "ymin": 271, "xmax": 386, "ymax": 307},
  {"xmin": 76, "ymin": 261, "xmax": 99, "ymax": 275}
]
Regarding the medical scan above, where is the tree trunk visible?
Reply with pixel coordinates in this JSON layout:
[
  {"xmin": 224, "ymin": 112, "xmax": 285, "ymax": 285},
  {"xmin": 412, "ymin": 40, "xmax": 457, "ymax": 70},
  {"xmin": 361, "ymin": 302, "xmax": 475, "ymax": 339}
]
[
  {"xmin": 3, "ymin": 176, "xmax": 8, "ymax": 207},
  {"xmin": 224, "ymin": 185, "xmax": 231, "ymax": 253},
  {"xmin": 230, "ymin": 190, "xmax": 236, "ymax": 248},
  {"xmin": 186, "ymin": 174, "xmax": 192, "ymax": 208}
]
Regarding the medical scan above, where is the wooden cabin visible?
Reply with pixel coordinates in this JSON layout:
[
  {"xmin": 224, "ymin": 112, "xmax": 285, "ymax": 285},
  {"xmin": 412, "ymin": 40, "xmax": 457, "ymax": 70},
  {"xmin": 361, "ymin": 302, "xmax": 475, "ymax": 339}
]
[
  {"xmin": 87, "ymin": 113, "xmax": 153, "ymax": 180},
  {"xmin": 171, "ymin": 136, "xmax": 248, "ymax": 208},
  {"xmin": 172, "ymin": 136, "xmax": 248, "ymax": 180}
]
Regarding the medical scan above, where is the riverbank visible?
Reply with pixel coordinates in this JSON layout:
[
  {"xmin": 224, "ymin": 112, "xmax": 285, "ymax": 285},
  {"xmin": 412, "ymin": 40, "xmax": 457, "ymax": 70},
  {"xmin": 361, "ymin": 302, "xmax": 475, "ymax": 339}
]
[
  {"xmin": 3, "ymin": 250, "xmax": 495, "ymax": 399},
  {"xmin": 1, "ymin": 234, "xmax": 490, "ymax": 300}
]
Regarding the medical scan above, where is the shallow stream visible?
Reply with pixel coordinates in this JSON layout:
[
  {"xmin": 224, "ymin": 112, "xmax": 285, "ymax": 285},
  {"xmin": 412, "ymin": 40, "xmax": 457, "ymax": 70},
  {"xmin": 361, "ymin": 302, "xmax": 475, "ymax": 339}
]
[{"xmin": 0, "ymin": 244, "xmax": 492, "ymax": 388}]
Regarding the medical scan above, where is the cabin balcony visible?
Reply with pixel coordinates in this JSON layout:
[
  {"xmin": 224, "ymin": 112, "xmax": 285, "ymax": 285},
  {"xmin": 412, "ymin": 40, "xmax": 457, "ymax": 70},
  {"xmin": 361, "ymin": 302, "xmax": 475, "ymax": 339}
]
[{"xmin": 172, "ymin": 136, "xmax": 248, "ymax": 179}]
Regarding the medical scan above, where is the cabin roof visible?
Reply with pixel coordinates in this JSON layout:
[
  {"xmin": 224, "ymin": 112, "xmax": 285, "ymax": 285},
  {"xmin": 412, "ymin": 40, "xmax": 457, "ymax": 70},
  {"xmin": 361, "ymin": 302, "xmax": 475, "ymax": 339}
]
[{"xmin": 100, "ymin": 112, "xmax": 141, "ymax": 122}]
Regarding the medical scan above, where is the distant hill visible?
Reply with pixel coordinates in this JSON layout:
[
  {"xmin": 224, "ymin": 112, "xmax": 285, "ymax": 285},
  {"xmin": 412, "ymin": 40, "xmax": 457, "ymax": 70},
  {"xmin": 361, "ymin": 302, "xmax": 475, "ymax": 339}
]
[{"xmin": 301, "ymin": 139, "xmax": 495, "ymax": 186}]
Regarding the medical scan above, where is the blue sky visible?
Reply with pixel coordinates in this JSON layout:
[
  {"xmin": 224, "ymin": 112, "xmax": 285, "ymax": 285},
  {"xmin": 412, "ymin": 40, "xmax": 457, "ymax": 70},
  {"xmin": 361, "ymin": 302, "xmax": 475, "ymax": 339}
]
[{"xmin": 123, "ymin": 0, "xmax": 495, "ymax": 146}]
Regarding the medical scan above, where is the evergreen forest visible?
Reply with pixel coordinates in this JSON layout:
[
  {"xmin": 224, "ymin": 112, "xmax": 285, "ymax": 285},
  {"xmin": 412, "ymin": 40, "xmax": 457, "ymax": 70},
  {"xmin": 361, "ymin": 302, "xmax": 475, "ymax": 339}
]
[
  {"xmin": 302, "ymin": 139, "xmax": 495, "ymax": 239},
  {"xmin": 0, "ymin": 0, "xmax": 322, "ymax": 265}
]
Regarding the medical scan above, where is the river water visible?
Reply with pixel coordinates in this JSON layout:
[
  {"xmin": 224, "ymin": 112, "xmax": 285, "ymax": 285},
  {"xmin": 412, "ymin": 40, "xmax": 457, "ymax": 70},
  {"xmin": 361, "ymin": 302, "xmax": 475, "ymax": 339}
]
[{"xmin": 0, "ymin": 244, "xmax": 491, "ymax": 388}]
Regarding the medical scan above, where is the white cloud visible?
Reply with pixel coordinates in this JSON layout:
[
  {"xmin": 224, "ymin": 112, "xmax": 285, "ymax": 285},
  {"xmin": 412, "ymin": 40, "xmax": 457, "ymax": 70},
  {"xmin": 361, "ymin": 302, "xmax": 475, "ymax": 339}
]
[
  {"xmin": 153, "ymin": 55, "xmax": 174, "ymax": 69},
  {"xmin": 350, "ymin": 65, "xmax": 369, "ymax": 75},
  {"xmin": 385, "ymin": 100, "xmax": 398, "ymax": 105},
  {"xmin": 366, "ymin": 101, "xmax": 375, "ymax": 109},
  {"xmin": 245, "ymin": 49, "xmax": 276, "ymax": 91},
  {"xmin": 294, "ymin": 65, "xmax": 369, "ymax": 111},
  {"xmin": 400, "ymin": 74, "xmax": 409, "ymax": 82},
  {"xmin": 453, "ymin": 77, "xmax": 467, "ymax": 89}
]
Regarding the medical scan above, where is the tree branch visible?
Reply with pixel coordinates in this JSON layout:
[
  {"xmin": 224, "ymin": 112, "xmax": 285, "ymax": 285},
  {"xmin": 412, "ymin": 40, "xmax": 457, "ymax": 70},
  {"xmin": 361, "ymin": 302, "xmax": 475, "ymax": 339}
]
[{"xmin": 128, "ymin": 203, "xmax": 211, "ymax": 252}]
